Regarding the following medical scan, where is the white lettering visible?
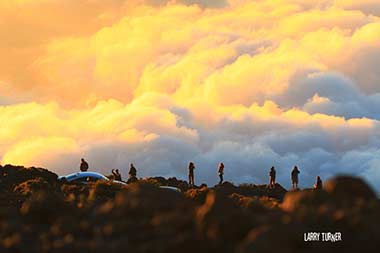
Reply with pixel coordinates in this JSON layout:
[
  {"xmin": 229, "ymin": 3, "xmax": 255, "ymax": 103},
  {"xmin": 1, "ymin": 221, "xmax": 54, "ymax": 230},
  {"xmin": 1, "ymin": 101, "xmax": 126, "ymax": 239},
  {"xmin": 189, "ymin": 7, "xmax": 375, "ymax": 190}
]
[{"xmin": 304, "ymin": 232, "xmax": 320, "ymax": 241}]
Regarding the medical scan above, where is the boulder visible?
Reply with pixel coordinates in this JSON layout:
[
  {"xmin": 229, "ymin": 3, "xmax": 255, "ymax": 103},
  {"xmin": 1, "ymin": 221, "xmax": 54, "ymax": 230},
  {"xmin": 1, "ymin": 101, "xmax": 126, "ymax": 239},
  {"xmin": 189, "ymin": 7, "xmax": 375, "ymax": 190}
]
[{"xmin": 324, "ymin": 176, "xmax": 376, "ymax": 200}]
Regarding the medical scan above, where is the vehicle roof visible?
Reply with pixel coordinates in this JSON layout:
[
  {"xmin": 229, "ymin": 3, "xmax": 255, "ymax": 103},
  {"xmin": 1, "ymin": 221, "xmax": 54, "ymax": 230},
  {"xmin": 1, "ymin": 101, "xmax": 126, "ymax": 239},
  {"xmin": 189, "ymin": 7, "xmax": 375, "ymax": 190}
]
[
  {"xmin": 159, "ymin": 186, "xmax": 181, "ymax": 192},
  {"xmin": 61, "ymin": 171, "xmax": 109, "ymax": 180}
]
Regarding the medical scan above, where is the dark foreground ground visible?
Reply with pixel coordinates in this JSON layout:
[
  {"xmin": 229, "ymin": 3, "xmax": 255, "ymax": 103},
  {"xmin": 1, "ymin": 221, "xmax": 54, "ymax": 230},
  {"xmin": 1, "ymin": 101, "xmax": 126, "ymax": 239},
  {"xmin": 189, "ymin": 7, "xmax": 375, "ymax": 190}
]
[{"xmin": 0, "ymin": 165, "xmax": 379, "ymax": 253}]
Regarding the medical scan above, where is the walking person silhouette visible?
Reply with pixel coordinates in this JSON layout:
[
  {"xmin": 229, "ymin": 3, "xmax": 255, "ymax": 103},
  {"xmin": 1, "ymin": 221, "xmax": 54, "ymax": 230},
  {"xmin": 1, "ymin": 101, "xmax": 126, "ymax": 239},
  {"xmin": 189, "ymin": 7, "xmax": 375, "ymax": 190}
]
[
  {"xmin": 218, "ymin": 163, "xmax": 224, "ymax": 184},
  {"xmin": 188, "ymin": 162, "xmax": 195, "ymax": 187}
]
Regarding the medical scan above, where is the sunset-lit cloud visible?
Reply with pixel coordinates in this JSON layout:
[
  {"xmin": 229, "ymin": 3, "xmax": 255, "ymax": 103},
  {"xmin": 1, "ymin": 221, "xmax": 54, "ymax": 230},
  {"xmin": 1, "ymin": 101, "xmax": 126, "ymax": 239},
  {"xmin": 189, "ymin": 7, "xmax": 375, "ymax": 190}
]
[{"xmin": 1, "ymin": 0, "xmax": 379, "ymax": 188}]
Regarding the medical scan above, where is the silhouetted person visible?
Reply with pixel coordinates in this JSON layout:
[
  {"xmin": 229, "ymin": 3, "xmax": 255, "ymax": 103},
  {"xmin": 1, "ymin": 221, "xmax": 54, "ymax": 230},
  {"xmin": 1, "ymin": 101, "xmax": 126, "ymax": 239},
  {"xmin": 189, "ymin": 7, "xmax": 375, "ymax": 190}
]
[
  {"xmin": 112, "ymin": 169, "xmax": 122, "ymax": 181},
  {"xmin": 218, "ymin": 163, "xmax": 224, "ymax": 184},
  {"xmin": 269, "ymin": 166, "xmax": 276, "ymax": 189},
  {"xmin": 80, "ymin": 158, "xmax": 89, "ymax": 172},
  {"xmin": 127, "ymin": 163, "xmax": 137, "ymax": 183},
  {"xmin": 188, "ymin": 162, "xmax": 195, "ymax": 187},
  {"xmin": 314, "ymin": 176, "xmax": 322, "ymax": 190},
  {"xmin": 129, "ymin": 163, "xmax": 137, "ymax": 177},
  {"xmin": 291, "ymin": 166, "xmax": 300, "ymax": 189}
]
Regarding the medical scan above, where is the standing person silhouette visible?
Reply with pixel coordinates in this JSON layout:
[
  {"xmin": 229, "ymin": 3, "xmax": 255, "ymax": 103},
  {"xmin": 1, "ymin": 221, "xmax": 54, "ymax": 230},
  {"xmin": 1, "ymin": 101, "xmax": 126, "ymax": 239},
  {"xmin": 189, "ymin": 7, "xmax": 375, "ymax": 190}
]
[
  {"xmin": 269, "ymin": 166, "xmax": 276, "ymax": 189},
  {"xmin": 218, "ymin": 163, "xmax": 224, "ymax": 184},
  {"xmin": 112, "ymin": 169, "xmax": 122, "ymax": 181},
  {"xmin": 291, "ymin": 166, "xmax": 300, "ymax": 189},
  {"xmin": 80, "ymin": 158, "xmax": 89, "ymax": 172},
  {"xmin": 188, "ymin": 162, "xmax": 195, "ymax": 187},
  {"xmin": 127, "ymin": 163, "xmax": 137, "ymax": 183},
  {"xmin": 314, "ymin": 176, "xmax": 323, "ymax": 190}
]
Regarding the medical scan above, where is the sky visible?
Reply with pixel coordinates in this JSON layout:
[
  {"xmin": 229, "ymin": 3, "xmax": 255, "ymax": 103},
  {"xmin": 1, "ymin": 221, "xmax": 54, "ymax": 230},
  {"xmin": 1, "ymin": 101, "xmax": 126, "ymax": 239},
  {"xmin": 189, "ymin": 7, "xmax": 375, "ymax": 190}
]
[{"xmin": 1, "ymin": 0, "xmax": 380, "ymax": 189}]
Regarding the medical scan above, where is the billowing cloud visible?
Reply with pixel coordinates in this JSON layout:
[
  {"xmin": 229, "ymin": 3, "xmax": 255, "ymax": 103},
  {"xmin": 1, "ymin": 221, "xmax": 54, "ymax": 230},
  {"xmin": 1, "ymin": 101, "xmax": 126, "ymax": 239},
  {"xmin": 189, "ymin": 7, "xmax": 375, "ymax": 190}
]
[{"xmin": 0, "ymin": 0, "xmax": 379, "ymax": 189}]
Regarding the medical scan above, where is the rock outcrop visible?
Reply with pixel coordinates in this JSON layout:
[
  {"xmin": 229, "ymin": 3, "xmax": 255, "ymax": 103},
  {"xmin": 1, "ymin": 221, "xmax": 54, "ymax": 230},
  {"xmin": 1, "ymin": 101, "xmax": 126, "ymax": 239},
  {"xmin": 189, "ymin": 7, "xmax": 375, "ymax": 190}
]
[{"xmin": 1, "ymin": 165, "xmax": 379, "ymax": 252}]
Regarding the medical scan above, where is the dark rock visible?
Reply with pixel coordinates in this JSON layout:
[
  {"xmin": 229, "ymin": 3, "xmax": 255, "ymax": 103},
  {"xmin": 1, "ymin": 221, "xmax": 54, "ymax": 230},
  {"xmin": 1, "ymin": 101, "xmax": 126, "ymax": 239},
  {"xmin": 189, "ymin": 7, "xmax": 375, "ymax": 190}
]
[
  {"xmin": 324, "ymin": 175, "xmax": 376, "ymax": 200},
  {"xmin": 1, "ymin": 165, "xmax": 380, "ymax": 252},
  {"xmin": 281, "ymin": 190, "xmax": 330, "ymax": 212},
  {"xmin": 196, "ymin": 191, "xmax": 254, "ymax": 250}
]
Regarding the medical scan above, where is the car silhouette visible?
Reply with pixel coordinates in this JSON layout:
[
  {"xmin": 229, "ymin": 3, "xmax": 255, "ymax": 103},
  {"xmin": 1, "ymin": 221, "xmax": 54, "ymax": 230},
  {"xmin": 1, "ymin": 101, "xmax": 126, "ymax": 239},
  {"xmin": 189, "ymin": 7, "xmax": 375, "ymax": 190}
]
[
  {"xmin": 59, "ymin": 172, "xmax": 181, "ymax": 191},
  {"xmin": 58, "ymin": 172, "xmax": 126, "ymax": 185}
]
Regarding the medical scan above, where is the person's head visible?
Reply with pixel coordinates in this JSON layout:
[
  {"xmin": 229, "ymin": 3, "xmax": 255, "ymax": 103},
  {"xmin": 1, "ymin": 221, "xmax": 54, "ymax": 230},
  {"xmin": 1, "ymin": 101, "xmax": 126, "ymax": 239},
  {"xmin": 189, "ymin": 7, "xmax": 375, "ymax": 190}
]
[
  {"xmin": 294, "ymin": 166, "xmax": 298, "ymax": 170},
  {"xmin": 189, "ymin": 162, "xmax": 194, "ymax": 168},
  {"xmin": 130, "ymin": 163, "xmax": 134, "ymax": 168},
  {"xmin": 81, "ymin": 158, "xmax": 85, "ymax": 162},
  {"xmin": 219, "ymin": 163, "xmax": 224, "ymax": 168},
  {"xmin": 271, "ymin": 166, "xmax": 275, "ymax": 171},
  {"xmin": 317, "ymin": 176, "xmax": 321, "ymax": 181},
  {"xmin": 116, "ymin": 169, "xmax": 119, "ymax": 173}
]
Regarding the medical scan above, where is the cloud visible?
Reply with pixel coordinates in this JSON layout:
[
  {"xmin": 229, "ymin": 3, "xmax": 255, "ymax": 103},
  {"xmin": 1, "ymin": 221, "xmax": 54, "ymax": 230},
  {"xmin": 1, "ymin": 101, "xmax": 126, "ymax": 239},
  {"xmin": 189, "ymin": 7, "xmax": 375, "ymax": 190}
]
[
  {"xmin": 0, "ymin": 0, "xmax": 379, "ymax": 189},
  {"xmin": 1, "ymin": 97, "xmax": 380, "ymax": 189},
  {"xmin": 335, "ymin": 0, "xmax": 380, "ymax": 16},
  {"xmin": 146, "ymin": 0, "xmax": 228, "ymax": 8}
]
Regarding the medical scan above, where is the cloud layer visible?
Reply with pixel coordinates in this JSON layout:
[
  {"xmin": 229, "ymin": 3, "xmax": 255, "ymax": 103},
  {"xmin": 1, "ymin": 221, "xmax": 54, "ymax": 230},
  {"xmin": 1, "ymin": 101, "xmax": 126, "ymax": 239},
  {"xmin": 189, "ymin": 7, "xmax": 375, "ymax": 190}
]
[{"xmin": 1, "ymin": 0, "xmax": 380, "ymax": 189}]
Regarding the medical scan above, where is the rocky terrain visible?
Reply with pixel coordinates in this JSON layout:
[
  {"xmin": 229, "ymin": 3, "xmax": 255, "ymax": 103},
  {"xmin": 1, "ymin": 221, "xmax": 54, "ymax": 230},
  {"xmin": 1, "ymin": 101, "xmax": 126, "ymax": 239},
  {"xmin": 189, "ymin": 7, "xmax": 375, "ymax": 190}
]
[{"xmin": 0, "ymin": 164, "xmax": 379, "ymax": 252}]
